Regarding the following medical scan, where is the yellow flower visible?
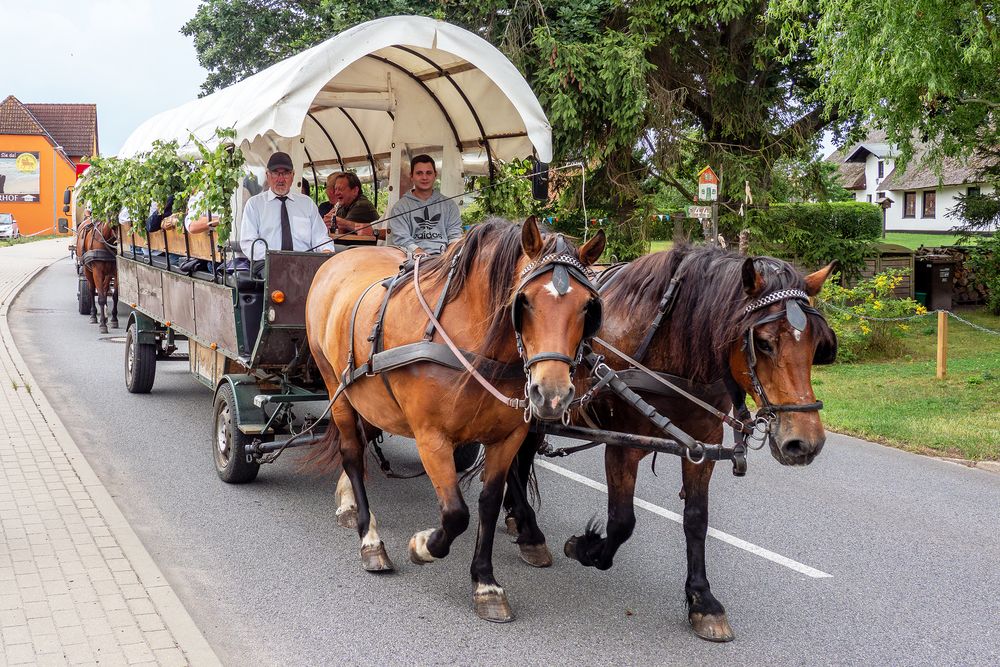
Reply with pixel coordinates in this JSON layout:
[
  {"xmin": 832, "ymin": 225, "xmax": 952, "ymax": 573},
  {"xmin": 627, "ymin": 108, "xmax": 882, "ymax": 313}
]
[
  {"xmin": 899, "ymin": 324, "xmax": 909, "ymax": 331},
  {"xmin": 873, "ymin": 300, "xmax": 883, "ymax": 311},
  {"xmin": 860, "ymin": 324, "xmax": 871, "ymax": 335},
  {"xmin": 916, "ymin": 305, "xmax": 928, "ymax": 315}
]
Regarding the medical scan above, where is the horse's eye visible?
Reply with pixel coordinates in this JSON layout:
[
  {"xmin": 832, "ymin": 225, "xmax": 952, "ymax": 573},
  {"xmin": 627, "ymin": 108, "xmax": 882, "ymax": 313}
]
[{"xmin": 755, "ymin": 338, "xmax": 774, "ymax": 354}]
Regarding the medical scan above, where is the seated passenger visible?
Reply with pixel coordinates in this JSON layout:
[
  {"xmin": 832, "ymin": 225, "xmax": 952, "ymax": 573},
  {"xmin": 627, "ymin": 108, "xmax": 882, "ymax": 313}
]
[
  {"xmin": 319, "ymin": 172, "xmax": 378, "ymax": 236},
  {"xmin": 239, "ymin": 151, "xmax": 334, "ymax": 260},
  {"xmin": 387, "ymin": 154, "xmax": 462, "ymax": 255},
  {"xmin": 182, "ymin": 191, "xmax": 218, "ymax": 235}
]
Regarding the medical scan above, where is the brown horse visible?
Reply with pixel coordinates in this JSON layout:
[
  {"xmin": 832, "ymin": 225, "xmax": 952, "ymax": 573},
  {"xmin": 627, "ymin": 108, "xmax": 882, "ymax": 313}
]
[
  {"xmin": 75, "ymin": 219, "xmax": 119, "ymax": 334},
  {"xmin": 503, "ymin": 244, "xmax": 836, "ymax": 640},
  {"xmin": 305, "ymin": 218, "xmax": 605, "ymax": 622}
]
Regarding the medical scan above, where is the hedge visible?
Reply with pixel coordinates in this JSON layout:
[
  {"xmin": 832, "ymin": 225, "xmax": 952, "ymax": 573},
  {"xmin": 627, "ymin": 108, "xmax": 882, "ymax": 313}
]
[{"xmin": 743, "ymin": 202, "xmax": 882, "ymax": 278}]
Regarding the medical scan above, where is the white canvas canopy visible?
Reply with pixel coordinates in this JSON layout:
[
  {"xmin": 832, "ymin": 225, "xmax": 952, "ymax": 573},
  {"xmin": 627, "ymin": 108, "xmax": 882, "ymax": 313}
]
[{"xmin": 117, "ymin": 15, "xmax": 552, "ymax": 209}]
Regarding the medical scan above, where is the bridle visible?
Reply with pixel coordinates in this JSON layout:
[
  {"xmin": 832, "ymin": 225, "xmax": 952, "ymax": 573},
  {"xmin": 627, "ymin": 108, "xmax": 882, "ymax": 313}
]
[
  {"xmin": 511, "ymin": 250, "xmax": 602, "ymax": 376},
  {"xmin": 732, "ymin": 287, "xmax": 835, "ymax": 447}
]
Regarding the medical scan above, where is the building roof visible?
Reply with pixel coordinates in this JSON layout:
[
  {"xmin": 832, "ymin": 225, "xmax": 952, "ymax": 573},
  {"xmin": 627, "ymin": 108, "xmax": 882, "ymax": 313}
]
[
  {"xmin": 827, "ymin": 128, "xmax": 995, "ymax": 191},
  {"xmin": 0, "ymin": 95, "xmax": 50, "ymax": 138},
  {"xmin": 878, "ymin": 154, "xmax": 993, "ymax": 190},
  {"xmin": 25, "ymin": 103, "xmax": 98, "ymax": 157}
]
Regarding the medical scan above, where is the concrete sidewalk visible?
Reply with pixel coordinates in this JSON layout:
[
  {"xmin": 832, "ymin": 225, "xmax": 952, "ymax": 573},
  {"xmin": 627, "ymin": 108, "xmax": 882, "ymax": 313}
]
[{"xmin": 1, "ymin": 239, "xmax": 220, "ymax": 666}]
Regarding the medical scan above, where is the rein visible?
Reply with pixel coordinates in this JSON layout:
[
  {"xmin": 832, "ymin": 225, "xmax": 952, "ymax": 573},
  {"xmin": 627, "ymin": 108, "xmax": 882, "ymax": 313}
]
[{"xmin": 412, "ymin": 255, "xmax": 527, "ymax": 410}]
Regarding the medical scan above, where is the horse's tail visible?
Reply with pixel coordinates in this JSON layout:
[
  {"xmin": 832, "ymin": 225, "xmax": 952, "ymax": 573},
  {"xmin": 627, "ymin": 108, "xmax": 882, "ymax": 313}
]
[{"xmin": 297, "ymin": 411, "xmax": 343, "ymax": 474}]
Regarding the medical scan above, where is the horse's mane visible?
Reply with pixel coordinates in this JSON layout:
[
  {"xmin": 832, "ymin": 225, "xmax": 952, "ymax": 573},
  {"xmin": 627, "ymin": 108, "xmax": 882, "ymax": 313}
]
[
  {"xmin": 602, "ymin": 244, "xmax": 836, "ymax": 383},
  {"xmin": 419, "ymin": 217, "xmax": 583, "ymax": 359}
]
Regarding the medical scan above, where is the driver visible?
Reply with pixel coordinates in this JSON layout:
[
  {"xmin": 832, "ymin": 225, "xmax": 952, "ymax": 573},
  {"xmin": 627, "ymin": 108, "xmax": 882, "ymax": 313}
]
[{"xmin": 239, "ymin": 151, "xmax": 334, "ymax": 259}]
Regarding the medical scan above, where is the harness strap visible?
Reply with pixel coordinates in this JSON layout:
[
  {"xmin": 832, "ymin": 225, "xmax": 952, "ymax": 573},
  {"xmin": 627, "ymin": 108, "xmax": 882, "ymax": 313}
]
[
  {"xmin": 592, "ymin": 336, "xmax": 751, "ymax": 434},
  {"xmin": 343, "ymin": 279, "xmax": 387, "ymax": 387},
  {"xmin": 423, "ymin": 249, "xmax": 462, "ymax": 341},
  {"xmin": 631, "ymin": 256, "xmax": 691, "ymax": 362},
  {"xmin": 413, "ymin": 256, "xmax": 526, "ymax": 410}
]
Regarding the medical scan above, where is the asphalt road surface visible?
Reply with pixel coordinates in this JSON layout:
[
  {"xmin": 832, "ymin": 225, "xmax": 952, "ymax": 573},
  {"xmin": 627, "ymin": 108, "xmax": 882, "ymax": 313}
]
[{"xmin": 10, "ymin": 258, "xmax": 1000, "ymax": 666}]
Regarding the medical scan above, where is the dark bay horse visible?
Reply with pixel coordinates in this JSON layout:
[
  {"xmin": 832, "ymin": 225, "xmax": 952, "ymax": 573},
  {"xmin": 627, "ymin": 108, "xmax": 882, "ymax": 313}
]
[
  {"xmin": 305, "ymin": 218, "xmax": 605, "ymax": 622},
  {"xmin": 503, "ymin": 244, "xmax": 836, "ymax": 640},
  {"xmin": 75, "ymin": 219, "xmax": 119, "ymax": 334}
]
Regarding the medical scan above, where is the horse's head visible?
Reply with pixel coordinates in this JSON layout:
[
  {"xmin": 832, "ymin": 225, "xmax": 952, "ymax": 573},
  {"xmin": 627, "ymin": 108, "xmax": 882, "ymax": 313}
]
[
  {"xmin": 513, "ymin": 219, "xmax": 605, "ymax": 421},
  {"xmin": 727, "ymin": 257, "xmax": 837, "ymax": 466}
]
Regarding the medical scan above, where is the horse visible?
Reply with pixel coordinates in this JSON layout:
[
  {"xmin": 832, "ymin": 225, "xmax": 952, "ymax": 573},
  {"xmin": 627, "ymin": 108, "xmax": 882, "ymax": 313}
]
[
  {"xmin": 502, "ymin": 243, "xmax": 837, "ymax": 641},
  {"xmin": 304, "ymin": 218, "xmax": 606, "ymax": 623},
  {"xmin": 75, "ymin": 218, "xmax": 119, "ymax": 334}
]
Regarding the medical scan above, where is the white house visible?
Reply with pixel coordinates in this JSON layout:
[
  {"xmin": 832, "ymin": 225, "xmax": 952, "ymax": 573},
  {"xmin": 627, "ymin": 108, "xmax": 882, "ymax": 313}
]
[{"xmin": 828, "ymin": 130, "xmax": 996, "ymax": 233}]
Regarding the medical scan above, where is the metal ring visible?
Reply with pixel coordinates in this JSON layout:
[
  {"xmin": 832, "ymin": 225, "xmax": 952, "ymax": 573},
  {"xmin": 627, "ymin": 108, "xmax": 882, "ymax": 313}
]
[
  {"xmin": 523, "ymin": 405, "xmax": 532, "ymax": 424},
  {"xmin": 685, "ymin": 442, "xmax": 707, "ymax": 465},
  {"xmin": 561, "ymin": 409, "xmax": 571, "ymax": 426}
]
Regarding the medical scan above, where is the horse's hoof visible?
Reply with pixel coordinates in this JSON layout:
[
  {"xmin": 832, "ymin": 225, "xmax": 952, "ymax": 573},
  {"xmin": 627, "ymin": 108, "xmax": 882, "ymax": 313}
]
[
  {"xmin": 408, "ymin": 529, "xmax": 435, "ymax": 565},
  {"xmin": 689, "ymin": 612, "xmax": 735, "ymax": 642},
  {"xmin": 110, "ymin": 320, "xmax": 119, "ymax": 329},
  {"xmin": 518, "ymin": 542, "xmax": 553, "ymax": 568},
  {"xmin": 360, "ymin": 542, "xmax": 394, "ymax": 572},
  {"xmin": 564, "ymin": 536, "xmax": 579, "ymax": 560},
  {"xmin": 473, "ymin": 586, "xmax": 514, "ymax": 623},
  {"xmin": 504, "ymin": 515, "xmax": 519, "ymax": 536},
  {"xmin": 336, "ymin": 507, "xmax": 358, "ymax": 529},
  {"xmin": 99, "ymin": 325, "xmax": 108, "ymax": 334},
  {"xmin": 89, "ymin": 317, "xmax": 98, "ymax": 324}
]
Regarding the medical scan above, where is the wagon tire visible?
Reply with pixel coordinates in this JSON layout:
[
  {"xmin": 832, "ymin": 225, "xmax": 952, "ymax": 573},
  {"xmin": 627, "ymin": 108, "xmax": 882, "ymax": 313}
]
[
  {"xmin": 124, "ymin": 322, "xmax": 156, "ymax": 394},
  {"xmin": 454, "ymin": 443, "xmax": 482, "ymax": 472},
  {"xmin": 213, "ymin": 384, "xmax": 260, "ymax": 484},
  {"xmin": 78, "ymin": 278, "xmax": 94, "ymax": 315}
]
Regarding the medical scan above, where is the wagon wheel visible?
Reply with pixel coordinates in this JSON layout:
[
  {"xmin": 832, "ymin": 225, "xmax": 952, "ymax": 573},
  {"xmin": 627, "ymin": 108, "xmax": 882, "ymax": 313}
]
[
  {"xmin": 124, "ymin": 322, "xmax": 156, "ymax": 393},
  {"xmin": 213, "ymin": 383, "xmax": 260, "ymax": 484},
  {"xmin": 77, "ymin": 276, "xmax": 94, "ymax": 315},
  {"xmin": 454, "ymin": 443, "xmax": 482, "ymax": 472}
]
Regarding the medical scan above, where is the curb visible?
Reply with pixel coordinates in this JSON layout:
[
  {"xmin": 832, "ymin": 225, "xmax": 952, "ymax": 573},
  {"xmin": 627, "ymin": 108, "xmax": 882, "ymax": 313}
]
[{"xmin": 0, "ymin": 250, "xmax": 221, "ymax": 666}]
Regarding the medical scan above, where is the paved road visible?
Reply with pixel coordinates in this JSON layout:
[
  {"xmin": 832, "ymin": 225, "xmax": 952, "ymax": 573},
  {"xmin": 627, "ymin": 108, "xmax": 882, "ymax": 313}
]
[{"xmin": 11, "ymin": 258, "xmax": 1000, "ymax": 666}]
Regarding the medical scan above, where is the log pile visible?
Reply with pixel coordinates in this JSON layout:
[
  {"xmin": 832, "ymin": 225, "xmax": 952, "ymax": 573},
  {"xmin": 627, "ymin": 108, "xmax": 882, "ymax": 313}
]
[{"xmin": 916, "ymin": 246, "xmax": 988, "ymax": 304}]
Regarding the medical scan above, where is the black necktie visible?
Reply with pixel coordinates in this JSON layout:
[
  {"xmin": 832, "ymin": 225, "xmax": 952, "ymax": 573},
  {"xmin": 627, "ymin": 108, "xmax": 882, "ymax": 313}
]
[{"xmin": 277, "ymin": 195, "xmax": 292, "ymax": 251}]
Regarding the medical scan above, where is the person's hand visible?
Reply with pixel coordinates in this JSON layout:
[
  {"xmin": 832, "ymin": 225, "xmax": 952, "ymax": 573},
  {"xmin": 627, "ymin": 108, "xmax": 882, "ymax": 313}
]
[
  {"xmin": 323, "ymin": 210, "xmax": 335, "ymax": 225},
  {"xmin": 412, "ymin": 247, "xmax": 426, "ymax": 256},
  {"xmin": 335, "ymin": 217, "xmax": 355, "ymax": 234},
  {"xmin": 162, "ymin": 215, "xmax": 177, "ymax": 230}
]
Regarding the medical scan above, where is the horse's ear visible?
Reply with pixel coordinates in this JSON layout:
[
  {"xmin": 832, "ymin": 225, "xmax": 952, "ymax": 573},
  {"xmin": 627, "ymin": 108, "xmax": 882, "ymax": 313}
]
[
  {"xmin": 578, "ymin": 230, "xmax": 606, "ymax": 266},
  {"xmin": 521, "ymin": 216, "xmax": 544, "ymax": 260},
  {"xmin": 742, "ymin": 257, "xmax": 764, "ymax": 296},
  {"xmin": 805, "ymin": 261, "xmax": 837, "ymax": 296}
]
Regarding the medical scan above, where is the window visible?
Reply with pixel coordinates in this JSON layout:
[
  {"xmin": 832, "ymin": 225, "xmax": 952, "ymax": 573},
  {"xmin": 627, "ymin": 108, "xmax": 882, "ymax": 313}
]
[
  {"xmin": 922, "ymin": 191, "xmax": 936, "ymax": 218},
  {"xmin": 877, "ymin": 161, "xmax": 884, "ymax": 179},
  {"xmin": 903, "ymin": 192, "xmax": 916, "ymax": 218},
  {"xmin": 968, "ymin": 186, "xmax": 981, "ymax": 198},
  {"xmin": 876, "ymin": 191, "xmax": 885, "ymax": 200},
  {"xmin": 867, "ymin": 194, "xmax": 873, "ymax": 203}
]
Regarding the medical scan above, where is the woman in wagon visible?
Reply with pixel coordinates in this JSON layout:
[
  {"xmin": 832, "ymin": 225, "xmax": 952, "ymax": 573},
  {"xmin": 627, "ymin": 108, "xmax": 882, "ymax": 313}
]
[
  {"xmin": 387, "ymin": 154, "xmax": 462, "ymax": 256},
  {"xmin": 238, "ymin": 151, "xmax": 334, "ymax": 261}
]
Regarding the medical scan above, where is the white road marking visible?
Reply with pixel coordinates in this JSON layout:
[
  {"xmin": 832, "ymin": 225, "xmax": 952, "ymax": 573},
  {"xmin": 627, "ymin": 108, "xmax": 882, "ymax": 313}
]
[{"xmin": 536, "ymin": 459, "xmax": 833, "ymax": 579}]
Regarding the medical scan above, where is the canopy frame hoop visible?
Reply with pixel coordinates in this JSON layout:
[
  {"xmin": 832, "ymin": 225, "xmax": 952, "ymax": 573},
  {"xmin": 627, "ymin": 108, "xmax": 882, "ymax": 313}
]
[{"xmin": 337, "ymin": 108, "xmax": 380, "ymax": 207}]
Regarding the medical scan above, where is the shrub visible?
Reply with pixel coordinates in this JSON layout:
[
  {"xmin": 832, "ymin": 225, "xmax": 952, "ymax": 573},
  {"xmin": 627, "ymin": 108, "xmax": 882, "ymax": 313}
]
[
  {"xmin": 744, "ymin": 202, "xmax": 882, "ymax": 278},
  {"xmin": 815, "ymin": 269, "xmax": 927, "ymax": 362}
]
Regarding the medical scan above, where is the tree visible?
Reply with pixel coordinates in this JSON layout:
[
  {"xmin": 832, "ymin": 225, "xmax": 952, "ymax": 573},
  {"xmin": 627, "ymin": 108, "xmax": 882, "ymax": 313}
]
[
  {"xmin": 779, "ymin": 0, "xmax": 1000, "ymax": 168},
  {"xmin": 183, "ymin": 1, "xmax": 842, "ymax": 253}
]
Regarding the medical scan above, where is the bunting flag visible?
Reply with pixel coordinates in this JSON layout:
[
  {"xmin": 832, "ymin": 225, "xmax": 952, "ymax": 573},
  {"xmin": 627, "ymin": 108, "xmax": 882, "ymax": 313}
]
[{"xmin": 745, "ymin": 180, "xmax": 753, "ymax": 206}]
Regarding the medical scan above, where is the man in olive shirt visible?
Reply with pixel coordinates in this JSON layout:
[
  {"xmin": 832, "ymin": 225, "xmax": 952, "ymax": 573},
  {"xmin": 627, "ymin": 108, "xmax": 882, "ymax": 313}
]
[{"xmin": 320, "ymin": 172, "xmax": 378, "ymax": 236}]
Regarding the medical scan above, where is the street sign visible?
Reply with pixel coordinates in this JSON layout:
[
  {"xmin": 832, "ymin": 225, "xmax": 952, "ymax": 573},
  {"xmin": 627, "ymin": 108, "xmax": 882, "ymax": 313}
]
[
  {"xmin": 687, "ymin": 205, "xmax": 712, "ymax": 219},
  {"xmin": 697, "ymin": 165, "xmax": 719, "ymax": 202}
]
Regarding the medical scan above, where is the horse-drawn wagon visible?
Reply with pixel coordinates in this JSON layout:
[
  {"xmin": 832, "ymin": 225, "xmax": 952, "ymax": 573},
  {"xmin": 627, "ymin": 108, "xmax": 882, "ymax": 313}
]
[{"xmin": 106, "ymin": 15, "xmax": 838, "ymax": 640}]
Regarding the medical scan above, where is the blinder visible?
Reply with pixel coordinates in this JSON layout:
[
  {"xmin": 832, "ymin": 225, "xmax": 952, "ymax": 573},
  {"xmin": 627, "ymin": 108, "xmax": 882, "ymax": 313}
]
[{"xmin": 813, "ymin": 330, "xmax": 838, "ymax": 365}]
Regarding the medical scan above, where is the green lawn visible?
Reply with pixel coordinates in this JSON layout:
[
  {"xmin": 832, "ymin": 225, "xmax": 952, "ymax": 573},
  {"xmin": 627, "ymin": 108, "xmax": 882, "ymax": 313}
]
[
  {"xmin": 814, "ymin": 308, "xmax": 1000, "ymax": 460},
  {"xmin": 881, "ymin": 231, "xmax": 968, "ymax": 249},
  {"xmin": 0, "ymin": 234, "xmax": 63, "ymax": 248}
]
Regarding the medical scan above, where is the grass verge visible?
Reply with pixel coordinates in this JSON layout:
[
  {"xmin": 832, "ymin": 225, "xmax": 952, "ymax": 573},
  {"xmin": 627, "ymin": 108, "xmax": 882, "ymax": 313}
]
[
  {"xmin": 813, "ymin": 308, "xmax": 1000, "ymax": 460},
  {"xmin": 0, "ymin": 234, "xmax": 64, "ymax": 248}
]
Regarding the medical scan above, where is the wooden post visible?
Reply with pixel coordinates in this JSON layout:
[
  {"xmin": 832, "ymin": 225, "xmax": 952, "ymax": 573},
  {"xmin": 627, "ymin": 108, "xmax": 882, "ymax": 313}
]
[{"xmin": 936, "ymin": 310, "xmax": 948, "ymax": 379}]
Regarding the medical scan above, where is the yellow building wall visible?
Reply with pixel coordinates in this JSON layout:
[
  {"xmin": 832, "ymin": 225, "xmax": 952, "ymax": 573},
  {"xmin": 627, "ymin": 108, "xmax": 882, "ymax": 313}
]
[{"xmin": 0, "ymin": 134, "xmax": 77, "ymax": 237}]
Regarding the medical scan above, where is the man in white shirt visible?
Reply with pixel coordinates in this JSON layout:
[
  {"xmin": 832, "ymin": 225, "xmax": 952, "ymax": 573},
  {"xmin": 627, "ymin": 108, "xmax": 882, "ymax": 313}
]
[{"xmin": 239, "ymin": 152, "xmax": 334, "ymax": 260}]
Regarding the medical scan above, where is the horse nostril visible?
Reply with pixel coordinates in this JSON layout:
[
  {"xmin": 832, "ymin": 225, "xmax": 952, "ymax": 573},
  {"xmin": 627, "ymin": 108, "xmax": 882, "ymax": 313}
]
[
  {"xmin": 528, "ymin": 382, "xmax": 544, "ymax": 407},
  {"xmin": 783, "ymin": 439, "xmax": 807, "ymax": 457}
]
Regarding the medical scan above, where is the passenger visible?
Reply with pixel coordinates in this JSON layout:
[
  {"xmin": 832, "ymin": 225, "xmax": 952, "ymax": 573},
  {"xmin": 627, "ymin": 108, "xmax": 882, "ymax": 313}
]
[
  {"xmin": 319, "ymin": 172, "xmax": 378, "ymax": 236},
  {"xmin": 238, "ymin": 151, "xmax": 334, "ymax": 261},
  {"xmin": 181, "ymin": 191, "xmax": 218, "ymax": 234},
  {"xmin": 387, "ymin": 154, "xmax": 462, "ymax": 256}
]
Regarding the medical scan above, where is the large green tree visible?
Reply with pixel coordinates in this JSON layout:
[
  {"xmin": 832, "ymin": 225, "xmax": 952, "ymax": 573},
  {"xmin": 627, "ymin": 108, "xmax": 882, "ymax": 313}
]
[
  {"xmin": 778, "ymin": 0, "xmax": 1000, "ymax": 168},
  {"xmin": 183, "ymin": 1, "xmax": 842, "ymax": 226}
]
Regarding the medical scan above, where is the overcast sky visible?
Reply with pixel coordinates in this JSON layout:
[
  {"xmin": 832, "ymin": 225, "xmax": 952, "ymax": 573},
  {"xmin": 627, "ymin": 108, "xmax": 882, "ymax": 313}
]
[{"xmin": 3, "ymin": 0, "xmax": 207, "ymax": 156}]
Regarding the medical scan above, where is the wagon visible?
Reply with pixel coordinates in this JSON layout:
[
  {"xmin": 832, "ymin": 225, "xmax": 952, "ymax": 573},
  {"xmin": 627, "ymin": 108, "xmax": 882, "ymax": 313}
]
[{"xmin": 113, "ymin": 16, "xmax": 555, "ymax": 482}]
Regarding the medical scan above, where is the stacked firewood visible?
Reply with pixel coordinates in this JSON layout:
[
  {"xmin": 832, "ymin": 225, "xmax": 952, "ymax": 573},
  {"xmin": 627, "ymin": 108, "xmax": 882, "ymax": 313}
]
[{"xmin": 916, "ymin": 246, "xmax": 987, "ymax": 304}]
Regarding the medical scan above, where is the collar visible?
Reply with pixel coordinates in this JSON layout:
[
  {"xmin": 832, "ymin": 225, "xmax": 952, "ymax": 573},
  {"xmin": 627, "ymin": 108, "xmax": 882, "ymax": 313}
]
[{"xmin": 265, "ymin": 189, "xmax": 297, "ymax": 202}]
